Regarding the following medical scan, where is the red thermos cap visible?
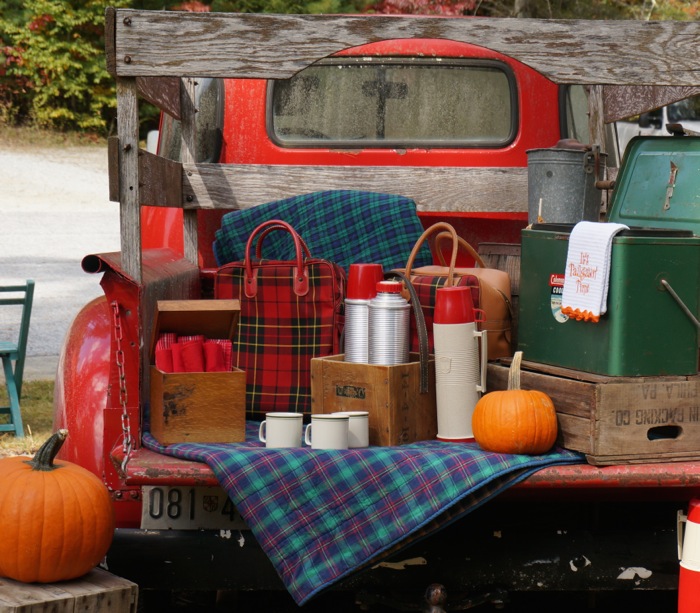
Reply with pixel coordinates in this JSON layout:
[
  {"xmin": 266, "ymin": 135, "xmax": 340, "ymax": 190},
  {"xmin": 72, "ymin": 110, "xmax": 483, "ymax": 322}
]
[{"xmin": 434, "ymin": 286, "xmax": 475, "ymax": 324}]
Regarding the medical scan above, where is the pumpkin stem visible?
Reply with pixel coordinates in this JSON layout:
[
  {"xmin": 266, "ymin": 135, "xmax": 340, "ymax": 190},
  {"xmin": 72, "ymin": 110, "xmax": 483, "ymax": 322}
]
[
  {"xmin": 25, "ymin": 429, "xmax": 68, "ymax": 471},
  {"xmin": 507, "ymin": 351, "xmax": 523, "ymax": 391}
]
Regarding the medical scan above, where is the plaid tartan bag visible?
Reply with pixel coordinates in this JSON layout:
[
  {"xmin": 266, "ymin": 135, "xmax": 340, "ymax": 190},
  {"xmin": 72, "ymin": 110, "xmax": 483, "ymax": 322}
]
[
  {"xmin": 215, "ymin": 220, "xmax": 345, "ymax": 420},
  {"xmin": 395, "ymin": 222, "xmax": 513, "ymax": 360}
]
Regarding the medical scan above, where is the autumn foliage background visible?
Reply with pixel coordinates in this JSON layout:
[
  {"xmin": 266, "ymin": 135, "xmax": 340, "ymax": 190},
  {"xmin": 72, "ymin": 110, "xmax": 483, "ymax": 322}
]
[{"xmin": 1, "ymin": 0, "xmax": 697, "ymax": 136}]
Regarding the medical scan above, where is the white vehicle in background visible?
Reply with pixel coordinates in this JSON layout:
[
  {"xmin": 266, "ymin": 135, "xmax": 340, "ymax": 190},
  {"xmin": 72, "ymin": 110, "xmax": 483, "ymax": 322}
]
[{"xmin": 616, "ymin": 94, "xmax": 700, "ymax": 157}]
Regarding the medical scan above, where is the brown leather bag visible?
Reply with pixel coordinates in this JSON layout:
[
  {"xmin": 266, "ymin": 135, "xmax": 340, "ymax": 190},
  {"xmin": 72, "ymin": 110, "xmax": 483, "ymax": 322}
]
[{"xmin": 395, "ymin": 222, "xmax": 514, "ymax": 360}]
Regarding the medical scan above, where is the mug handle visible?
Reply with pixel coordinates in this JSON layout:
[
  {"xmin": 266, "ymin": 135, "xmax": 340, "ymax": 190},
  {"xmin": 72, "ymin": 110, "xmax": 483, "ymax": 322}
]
[
  {"xmin": 304, "ymin": 423, "xmax": 312, "ymax": 446},
  {"xmin": 259, "ymin": 420, "xmax": 267, "ymax": 444}
]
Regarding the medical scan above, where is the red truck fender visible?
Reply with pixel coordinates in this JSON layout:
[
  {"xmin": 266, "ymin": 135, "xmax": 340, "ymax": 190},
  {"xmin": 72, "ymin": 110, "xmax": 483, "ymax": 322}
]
[{"xmin": 53, "ymin": 295, "xmax": 111, "ymax": 478}]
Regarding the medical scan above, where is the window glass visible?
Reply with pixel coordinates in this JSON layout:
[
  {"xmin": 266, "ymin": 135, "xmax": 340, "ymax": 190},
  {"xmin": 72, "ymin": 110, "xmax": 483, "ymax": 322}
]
[
  {"xmin": 158, "ymin": 78, "xmax": 224, "ymax": 163},
  {"xmin": 562, "ymin": 84, "xmax": 590, "ymax": 144},
  {"xmin": 561, "ymin": 85, "xmax": 620, "ymax": 166},
  {"xmin": 270, "ymin": 59, "xmax": 516, "ymax": 148}
]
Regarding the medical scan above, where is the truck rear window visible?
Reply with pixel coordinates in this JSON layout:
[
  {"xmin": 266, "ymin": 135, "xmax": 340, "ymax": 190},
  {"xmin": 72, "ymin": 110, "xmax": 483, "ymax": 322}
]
[{"xmin": 269, "ymin": 58, "xmax": 517, "ymax": 149}]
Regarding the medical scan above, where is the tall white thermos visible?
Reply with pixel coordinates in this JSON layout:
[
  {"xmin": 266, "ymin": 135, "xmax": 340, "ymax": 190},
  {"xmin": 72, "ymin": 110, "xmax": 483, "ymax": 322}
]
[{"xmin": 433, "ymin": 286, "xmax": 487, "ymax": 442}]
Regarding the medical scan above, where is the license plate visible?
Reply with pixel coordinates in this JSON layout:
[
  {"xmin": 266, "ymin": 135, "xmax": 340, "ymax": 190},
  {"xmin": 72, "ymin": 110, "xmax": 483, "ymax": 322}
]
[{"xmin": 140, "ymin": 486, "xmax": 247, "ymax": 530}]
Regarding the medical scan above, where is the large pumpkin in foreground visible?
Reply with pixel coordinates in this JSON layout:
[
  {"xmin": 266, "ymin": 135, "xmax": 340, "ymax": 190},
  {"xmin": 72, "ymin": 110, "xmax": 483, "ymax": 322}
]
[
  {"xmin": 472, "ymin": 352, "xmax": 558, "ymax": 455},
  {"xmin": 0, "ymin": 429, "xmax": 115, "ymax": 583}
]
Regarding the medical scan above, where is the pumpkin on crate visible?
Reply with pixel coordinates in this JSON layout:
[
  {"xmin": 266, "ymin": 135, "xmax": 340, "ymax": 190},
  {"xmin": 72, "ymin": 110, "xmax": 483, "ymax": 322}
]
[
  {"xmin": 0, "ymin": 429, "xmax": 115, "ymax": 583},
  {"xmin": 472, "ymin": 352, "xmax": 558, "ymax": 455}
]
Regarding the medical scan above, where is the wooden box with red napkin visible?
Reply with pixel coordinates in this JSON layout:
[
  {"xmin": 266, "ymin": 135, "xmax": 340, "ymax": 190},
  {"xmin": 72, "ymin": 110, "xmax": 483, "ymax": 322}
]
[{"xmin": 149, "ymin": 299, "xmax": 246, "ymax": 445}]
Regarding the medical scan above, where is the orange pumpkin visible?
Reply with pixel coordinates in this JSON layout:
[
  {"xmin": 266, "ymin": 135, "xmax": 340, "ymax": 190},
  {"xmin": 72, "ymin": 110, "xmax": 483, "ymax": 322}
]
[
  {"xmin": 472, "ymin": 352, "xmax": 558, "ymax": 455},
  {"xmin": 0, "ymin": 429, "xmax": 115, "ymax": 583}
]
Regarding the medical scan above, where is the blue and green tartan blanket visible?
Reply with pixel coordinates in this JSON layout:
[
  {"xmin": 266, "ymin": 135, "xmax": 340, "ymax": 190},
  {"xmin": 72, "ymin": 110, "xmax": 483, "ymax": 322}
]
[
  {"xmin": 212, "ymin": 190, "xmax": 433, "ymax": 272},
  {"xmin": 144, "ymin": 424, "xmax": 583, "ymax": 605}
]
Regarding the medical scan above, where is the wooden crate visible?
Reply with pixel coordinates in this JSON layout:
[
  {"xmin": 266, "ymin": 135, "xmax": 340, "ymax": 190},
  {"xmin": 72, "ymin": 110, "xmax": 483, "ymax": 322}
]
[
  {"xmin": 149, "ymin": 300, "xmax": 246, "ymax": 445},
  {"xmin": 0, "ymin": 568, "xmax": 138, "ymax": 613},
  {"xmin": 487, "ymin": 359, "xmax": 700, "ymax": 465},
  {"xmin": 311, "ymin": 353, "xmax": 437, "ymax": 446}
]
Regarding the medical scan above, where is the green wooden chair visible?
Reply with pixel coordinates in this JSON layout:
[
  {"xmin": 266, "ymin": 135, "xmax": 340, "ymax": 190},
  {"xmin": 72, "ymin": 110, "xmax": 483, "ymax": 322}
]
[{"xmin": 0, "ymin": 280, "xmax": 35, "ymax": 437}]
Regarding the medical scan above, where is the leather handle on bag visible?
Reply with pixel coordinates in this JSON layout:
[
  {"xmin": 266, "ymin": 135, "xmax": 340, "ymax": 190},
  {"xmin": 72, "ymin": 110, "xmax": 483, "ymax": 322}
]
[
  {"xmin": 255, "ymin": 224, "xmax": 312, "ymax": 260},
  {"xmin": 384, "ymin": 269, "xmax": 430, "ymax": 395},
  {"xmin": 404, "ymin": 222, "xmax": 462, "ymax": 287},
  {"xmin": 434, "ymin": 231, "xmax": 487, "ymax": 269},
  {"xmin": 244, "ymin": 219, "xmax": 309, "ymax": 298}
]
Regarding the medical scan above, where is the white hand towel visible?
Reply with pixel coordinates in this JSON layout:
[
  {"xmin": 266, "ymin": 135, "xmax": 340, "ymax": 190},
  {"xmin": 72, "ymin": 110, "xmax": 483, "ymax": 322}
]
[{"xmin": 561, "ymin": 221, "xmax": 628, "ymax": 322}]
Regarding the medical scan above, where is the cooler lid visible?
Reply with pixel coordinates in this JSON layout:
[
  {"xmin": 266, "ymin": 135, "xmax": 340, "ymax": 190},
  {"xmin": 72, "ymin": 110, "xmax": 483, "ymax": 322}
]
[
  {"xmin": 607, "ymin": 136, "xmax": 700, "ymax": 233},
  {"xmin": 529, "ymin": 222, "xmax": 693, "ymax": 238}
]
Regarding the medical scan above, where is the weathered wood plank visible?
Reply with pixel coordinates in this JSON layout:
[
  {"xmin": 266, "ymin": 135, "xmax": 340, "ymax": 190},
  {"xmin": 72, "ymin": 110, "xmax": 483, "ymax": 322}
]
[
  {"xmin": 116, "ymin": 78, "xmax": 142, "ymax": 282},
  {"xmin": 180, "ymin": 78, "xmax": 199, "ymax": 265},
  {"xmin": 593, "ymin": 381, "xmax": 700, "ymax": 459},
  {"xmin": 105, "ymin": 6, "xmax": 117, "ymax": 76},
  {"xmin": 0, "ymin": 568, "xmax": 137, "ymax": 613},
  {"xmin": 588, "ymin": 85, "xmax": 606, "ymax": 154},
  {"xmin": 555, "ymin": 413, "xmax": 595, "ymax": 452},
  {"xmin": 603, "ymin": 85, "xmax": 700, "ymax": 122},
  {"xmin": 586, "ymin": 450, "xmax": 700, "ymax": 466},
  {"xmin": 111, "ymin": 10, "xmax": 700, "ymax": 86},
  {"xmin": 138, "ymin": 149, "xmax": 182, "ymax": 207},
  {"xmin": 177, "ymin": 163, "xmax": 529, "ymax": 213},
  {"xmin": 136, "ymin": 76, "xmax": 181, "ymax": 119},
  {"xmin": 487, "ymin": 362, "xmax": 598, "ymax": 420}
]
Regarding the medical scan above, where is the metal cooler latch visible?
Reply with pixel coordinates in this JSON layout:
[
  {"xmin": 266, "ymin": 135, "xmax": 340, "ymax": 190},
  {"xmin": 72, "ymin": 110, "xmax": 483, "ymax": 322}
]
[{"xmin": 663, "ymin": 161, "xmax": 679, "ymax": 211}]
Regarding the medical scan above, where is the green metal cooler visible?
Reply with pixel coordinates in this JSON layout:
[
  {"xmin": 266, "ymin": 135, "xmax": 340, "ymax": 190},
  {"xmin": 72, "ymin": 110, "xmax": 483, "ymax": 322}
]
[
  {"xmin": 518, "ymin": 225, "xmax": 700, "ymax": 376},
  {"xmin": 518, "ymin": 136, "xmax": 700, "ymax": 376},
  {"xmin": 607, "ymin": 136, "xmax": 700, "ymax": 233}
]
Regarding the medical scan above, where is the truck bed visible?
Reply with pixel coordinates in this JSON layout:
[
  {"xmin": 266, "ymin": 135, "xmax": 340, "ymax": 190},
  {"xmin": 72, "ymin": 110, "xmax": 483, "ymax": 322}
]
[{"xmin": 116, "ymin": 445, "xmax": 700, "ymax": 496}]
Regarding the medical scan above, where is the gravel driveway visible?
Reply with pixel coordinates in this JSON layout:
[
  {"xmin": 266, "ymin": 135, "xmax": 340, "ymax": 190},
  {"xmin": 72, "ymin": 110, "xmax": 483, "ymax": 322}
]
[{"xmin": 1, "ymin": 144, "xmax": 120, "ymax": 378}]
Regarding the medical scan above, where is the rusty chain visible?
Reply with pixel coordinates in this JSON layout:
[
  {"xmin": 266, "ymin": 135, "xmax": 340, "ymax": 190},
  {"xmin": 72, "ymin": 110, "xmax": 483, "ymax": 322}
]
[{"xmin": 111, "ymin": 301, "xmax": 133, "ymax": 472}]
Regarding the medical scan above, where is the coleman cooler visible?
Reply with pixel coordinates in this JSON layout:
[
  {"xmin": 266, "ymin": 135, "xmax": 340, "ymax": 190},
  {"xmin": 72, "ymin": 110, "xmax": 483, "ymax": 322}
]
[
  {"xmin": 518, "ymin": 135, "xmax": 700, "ymax": 376},
  {"xmin": 518, "ymin": 224, "xmax": 700, "ymax": 376}
]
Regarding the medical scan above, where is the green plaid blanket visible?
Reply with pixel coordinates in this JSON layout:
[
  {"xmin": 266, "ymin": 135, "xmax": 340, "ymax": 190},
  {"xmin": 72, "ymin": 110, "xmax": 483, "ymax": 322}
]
[
  {"xmin": 144, "ymin": 425, "xmax": 583, "ymax": 605},
  {"xmin": 213, "ymin": 190, "xmax": 433, "ymax": 272}
]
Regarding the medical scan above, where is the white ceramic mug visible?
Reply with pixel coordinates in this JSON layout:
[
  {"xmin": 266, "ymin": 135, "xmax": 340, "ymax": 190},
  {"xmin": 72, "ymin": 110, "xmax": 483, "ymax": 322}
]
[
  {"xmin": 332, "ymin": 411, "xmax": 369, "ymax": 448},
  {"xmin": 304, "ymin": 414, "xmax": 349, "ymax": 450},
  {"xmin": 258, "ymin": 412, "xmax": 303, "ymax": 448}
]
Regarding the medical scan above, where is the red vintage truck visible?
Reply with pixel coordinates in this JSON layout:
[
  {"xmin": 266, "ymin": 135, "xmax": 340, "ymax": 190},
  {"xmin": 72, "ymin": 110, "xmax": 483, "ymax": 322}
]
[{"xmin": 53, "ymin": 9, "xmax": 700, "ymax": 611}]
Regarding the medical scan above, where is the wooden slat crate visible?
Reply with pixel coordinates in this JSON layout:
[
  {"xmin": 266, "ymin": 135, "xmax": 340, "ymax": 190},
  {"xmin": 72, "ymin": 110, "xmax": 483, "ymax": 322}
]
[
  {"xmin": 311, "ymin": 353, "xmax": 437, "ymax": 447},
  {"xmin": 149, "ymin": 300, "xmax": 246, "ymax": 445},
  {"xmin": 487, "ymin": 359, "xmax": 700, "ymax": 466},
  {"xmin": 0, "ymin": 568, "xmax": 138, "ymax": 613}
]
